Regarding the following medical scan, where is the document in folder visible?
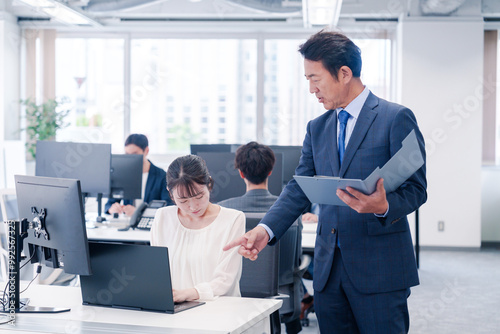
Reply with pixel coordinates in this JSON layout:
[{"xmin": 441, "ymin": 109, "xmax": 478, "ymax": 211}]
[{"xmin": 293, "ymin": 130, "xmax": 424, "ymax": 207}]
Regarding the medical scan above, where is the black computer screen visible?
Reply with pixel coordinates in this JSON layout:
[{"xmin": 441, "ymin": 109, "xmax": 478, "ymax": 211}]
[
  {"xmin": 15, "ymin": 175, "xmax": 92, "ymax": 276},
  {"xmin": 268, "ymin": 145, "xmax": 303, "ymax": 186},
  {"xmin": 190, "ymin": 144, "xmax": 240, "ymax": 156},
  {"xmin": 198, "ymin": 152, "xmax": 283, "ymax": 203},
  {"xmin": 109, "ymin": 154, "xmax": 143, "ymax": 200},
  {"xmin": 35, "ymin": 141, "xmax": 111, "ymax": 196}
]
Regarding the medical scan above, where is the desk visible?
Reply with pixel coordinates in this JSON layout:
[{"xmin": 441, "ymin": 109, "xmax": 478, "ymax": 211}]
[
  {"xmin": 86, "ymin": 214, "xmax": 150, "ymax": 244},
  {"xmin": 88, "ymin": 220, "xmax": 318, "ymax": 251},
  {"xmin": 5, "ymin": 284, "xmax": 282, "ymax": 333},
  {"xmin": 87, "ymin": 226, "xmax": 150, "ymax": 244}
]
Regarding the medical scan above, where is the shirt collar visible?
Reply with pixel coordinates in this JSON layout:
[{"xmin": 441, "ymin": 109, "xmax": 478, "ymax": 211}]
[{"xmin": 336, "ymin": 86, "xmax": 370, "ymax": 119}]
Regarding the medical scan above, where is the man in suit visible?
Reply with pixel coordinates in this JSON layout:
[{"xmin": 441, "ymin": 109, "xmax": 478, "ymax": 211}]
[
  {"xmin": 218, "ymin": 141, "xmax": 304, "ymax": 334},
  {"xmin": 225, "ymin": 30, "xmax": 427, "ymax": 333},
  {"xmin": 105, "ymin": 134, "xmax": 173, "ymax": 216}
]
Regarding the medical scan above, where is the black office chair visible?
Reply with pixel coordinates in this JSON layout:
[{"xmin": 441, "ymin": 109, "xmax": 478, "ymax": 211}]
[
  {"xmin": 239, "ymin": 212, "xmax": 283, "ymax": 334},
  {"xmin": 277, "ymin": 218, "xmax": 311, "ymax": 334}
]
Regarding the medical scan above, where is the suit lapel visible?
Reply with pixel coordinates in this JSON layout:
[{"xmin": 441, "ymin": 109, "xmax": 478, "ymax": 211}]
[{"xmin": 339, "ymin": 93, "xmax": 379, "ymax": 177}]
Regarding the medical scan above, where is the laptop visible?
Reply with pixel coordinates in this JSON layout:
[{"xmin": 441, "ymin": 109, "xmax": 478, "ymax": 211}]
[{"xmin": 80, "ymin": 242, "xmax": 205, "ymax": 313}]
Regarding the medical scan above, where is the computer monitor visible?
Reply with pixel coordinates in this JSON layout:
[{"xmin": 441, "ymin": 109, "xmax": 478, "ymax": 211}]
[
  {"xmin": 108, "ymin": 154, "xmax": 143, "ymax": 200},
  {"xmin": 6, "ymin": 175, "xmax": 91, "ymax": 313},
  {"xmin": 198, "ymin": 152, "xmax": 283, "ymax": 203},
  {"xmin": 35, "ymin": 141, "xmax": 111, "ymax": 197},
  {"xmin": 15, "ymin": 175, "xmax": 91, "ymax": 275},
  {"xmin": 268, "ymin": 145, "xmax": 303, "ymax": 187},
  {"xmin": 190, "ymin": 144, "xmax": 240, "ymax": 156}
]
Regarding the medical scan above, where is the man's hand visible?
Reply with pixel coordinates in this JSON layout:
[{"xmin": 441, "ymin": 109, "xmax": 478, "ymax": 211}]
[
  {"xmin": 123, "ymin": 204, "xmax": 136, "ymax": 217},
  {"xmin": 336, "ymin": 178, "xmax": 388, "ymax": 215},
  {"xmin": 108, "ymin": 203, "xmax": 123, "ymax": 214},
  {"xmin": 173, "ymin": 288, "xmax": 199, "ymax": 303},
  {"xmin": 223, "ymin": 226, "xmax": 270, "ymax": 261}
]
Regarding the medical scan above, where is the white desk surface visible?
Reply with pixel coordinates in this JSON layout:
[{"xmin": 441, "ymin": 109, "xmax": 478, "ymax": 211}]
[
  {"xmin": 5, "ymin": 284, "xmax": 282, "ymax": 334},
  {"xmin": 86, "ymin": 225, "xmax": 150, "ymax": 243},
  {"xmin": 86, "ymin": 214, "xmax": 150, "ymax": 243}
]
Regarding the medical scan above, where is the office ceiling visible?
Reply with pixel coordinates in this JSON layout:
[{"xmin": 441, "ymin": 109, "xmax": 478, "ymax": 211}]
[{"xmin": 4, "ymin": 0, "xmax": 500, "ymax": 29}]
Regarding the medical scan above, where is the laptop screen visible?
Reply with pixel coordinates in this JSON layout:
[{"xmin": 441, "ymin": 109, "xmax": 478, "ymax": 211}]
[{"xmin": 81, "ymin": 242, "xmax": 179, "ymax": 313}]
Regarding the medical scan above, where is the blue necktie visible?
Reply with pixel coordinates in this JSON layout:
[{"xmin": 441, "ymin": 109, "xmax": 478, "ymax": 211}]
[{"xmin": 338, "ymin": 109, "xmax": 350, "ymax": 164}]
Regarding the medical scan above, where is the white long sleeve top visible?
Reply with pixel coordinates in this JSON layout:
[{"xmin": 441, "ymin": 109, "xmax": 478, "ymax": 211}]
[{"xmin": 150, "ymin": 205, "xmax": 245, "ymax": 301}]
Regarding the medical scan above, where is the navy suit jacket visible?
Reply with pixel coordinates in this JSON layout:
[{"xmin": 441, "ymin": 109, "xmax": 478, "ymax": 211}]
[
  {"xmin": 105, "ymin": 160, "xmax": 173, "ymax": 213},
  {"xmin": 260, "ymin": 92, "xmax": 427, "ymax": 294}
]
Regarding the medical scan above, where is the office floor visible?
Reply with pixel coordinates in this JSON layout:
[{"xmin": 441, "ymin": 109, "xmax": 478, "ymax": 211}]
[{"xmin": 283, "ymin": 248, "xmax": 500, "ymax": 334}]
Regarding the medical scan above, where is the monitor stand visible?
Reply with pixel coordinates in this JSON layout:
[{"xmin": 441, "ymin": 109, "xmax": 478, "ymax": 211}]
[
  {"xmin": 1, "ymin": 220, "xmax": 70, "ymax": 314},
  {"xmin": 95, "ymin": 193, "xmax": 106, "ymax": 223}
]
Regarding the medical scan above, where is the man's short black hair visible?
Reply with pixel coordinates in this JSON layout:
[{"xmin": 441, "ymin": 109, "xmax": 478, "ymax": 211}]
[
  {"xmin": 299, "ymin": 29, "xmax": 362, "ymax": 79},
  {"xmin": 125, "ymin": 134, "xmax": 149, "ymax": 151},
  {"xmin": 235, "ymin": 142, "xmax": 275, "ymax": 185}
]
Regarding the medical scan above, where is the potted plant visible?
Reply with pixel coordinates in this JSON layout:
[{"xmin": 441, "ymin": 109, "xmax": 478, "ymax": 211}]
[{"xmin": 20, "ymin": 97, "xmax": 70, "ymax": 160}]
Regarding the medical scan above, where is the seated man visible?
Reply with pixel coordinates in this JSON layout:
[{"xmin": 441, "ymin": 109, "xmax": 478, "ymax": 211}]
[
  {"xmin": 218, "ymin": 141, "xmax": 304, "ymax": 334},
  {"xmin": 105, "ymin": 134, "xmax": 173, "ymax": 216}
]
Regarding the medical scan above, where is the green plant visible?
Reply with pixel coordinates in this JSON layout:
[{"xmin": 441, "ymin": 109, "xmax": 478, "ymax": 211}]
[{"xmin": 21, "ymin": 98, "xmax": 70, "ymax": 159}]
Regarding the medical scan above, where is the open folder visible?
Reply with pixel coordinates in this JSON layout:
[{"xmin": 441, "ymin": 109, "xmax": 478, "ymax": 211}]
[{"xmin": 294, "ymin": 130, "xmax": 424, "ymax": 207}]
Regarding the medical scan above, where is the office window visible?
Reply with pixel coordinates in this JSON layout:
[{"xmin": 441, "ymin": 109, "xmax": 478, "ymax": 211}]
[
  {"xmin": 130, "ymin": 39, "xmax": 257, "ymax": 154},
  {"xmin": 262, "ymin": 39, "xmax": 319, "ymax": 145},
  {"xmin": 55, "ymin": 38, "xmax": 124, "ymax": 149},
  {"xmin": 263, "ymin": 38, "xmax": 391, "ymax": 146},
  {"xmin": 355, "ymin": 38, "xmax": 392, "ymax": 99},
  {"xmin": 52, "ymin": 35, "xmax": 392, "ymax": 154}
]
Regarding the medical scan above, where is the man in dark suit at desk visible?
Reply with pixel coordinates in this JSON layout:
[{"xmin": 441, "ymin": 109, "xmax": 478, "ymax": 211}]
[
  {"xmin": 225, "ymin": 30, "xmax": 427, "ymax": 334},
  {"xmin": 218, "ymin": 141, "xmax": 303, "ymax": 334},
  {"xmin": 105, "ymin": 134, "xmax": 173, "ymax": 216}
]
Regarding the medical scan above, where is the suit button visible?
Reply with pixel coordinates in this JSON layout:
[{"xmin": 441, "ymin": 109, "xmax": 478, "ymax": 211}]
[{"xmin": 331, "ymin": 228, "xmax": 336, "ymax": 234}]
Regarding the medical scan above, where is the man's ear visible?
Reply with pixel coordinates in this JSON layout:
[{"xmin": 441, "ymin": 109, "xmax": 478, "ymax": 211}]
[
  {"xmin": 339, "ymin": 66, "xmax": 353, "ymax": 83},
  {"xmin": 144, "ymin": 146, "xmax": 150, "ymax": 157},
  {"xmin": 238, "ymin": 170, "xmax": 245, "ymax": 179},
  {"xmin": 268, "ymin": 171, "xmax": 272, "ymax": 177}
]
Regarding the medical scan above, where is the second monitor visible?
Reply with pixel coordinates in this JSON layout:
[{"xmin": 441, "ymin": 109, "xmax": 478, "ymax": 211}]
[{"xmin": 109, "ymin": 154, "xmax": 143, "ymax": 200}]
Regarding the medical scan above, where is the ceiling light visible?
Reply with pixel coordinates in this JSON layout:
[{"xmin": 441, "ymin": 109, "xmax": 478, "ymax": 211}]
[
  {"xmin": 302, "ymin": 0, "xmax": 343, "ymax": 28},
  {"xmin": 16, "ymin": 0, "xmax": 101, "ymax": 26}
]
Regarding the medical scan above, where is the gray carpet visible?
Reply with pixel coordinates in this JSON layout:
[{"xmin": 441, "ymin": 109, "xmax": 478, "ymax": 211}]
[{"xmin": 283, "ymin": 248, "xmax": 500, "ymax": 334}]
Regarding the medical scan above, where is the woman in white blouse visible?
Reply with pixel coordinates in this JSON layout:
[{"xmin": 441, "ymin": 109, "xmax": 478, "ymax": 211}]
[{"xmin": 150, "ymin": 154, "xmax": 245, "ymax": 303}]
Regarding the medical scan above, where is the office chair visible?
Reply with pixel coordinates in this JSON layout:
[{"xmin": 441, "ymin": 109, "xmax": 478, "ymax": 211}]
[
  {"xmin": 277, "ymin": 218, "xmax": 312, "ymax": 332},
  {"xmin": 239, "ymin": 212, "xmax": 283, "ymax": 334}
]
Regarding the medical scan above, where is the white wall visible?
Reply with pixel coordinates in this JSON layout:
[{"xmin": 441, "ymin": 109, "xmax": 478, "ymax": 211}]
[{"xmin": 398, "ymin": 17, "xmax": 484, "ymax": 248}]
